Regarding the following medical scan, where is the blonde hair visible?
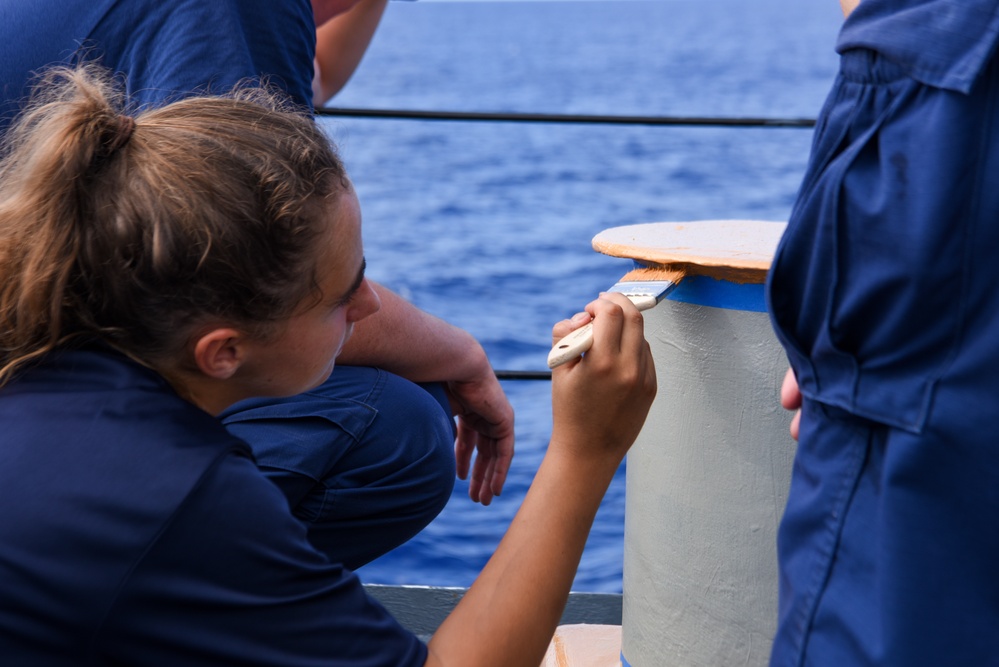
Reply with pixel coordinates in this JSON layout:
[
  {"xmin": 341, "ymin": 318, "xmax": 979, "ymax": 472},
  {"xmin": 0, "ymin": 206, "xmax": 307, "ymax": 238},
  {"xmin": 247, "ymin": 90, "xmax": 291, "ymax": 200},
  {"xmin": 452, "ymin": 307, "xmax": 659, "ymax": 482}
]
[{"xmin": 0, "ymin": 65, "xmax": 349, "ymax": 385}]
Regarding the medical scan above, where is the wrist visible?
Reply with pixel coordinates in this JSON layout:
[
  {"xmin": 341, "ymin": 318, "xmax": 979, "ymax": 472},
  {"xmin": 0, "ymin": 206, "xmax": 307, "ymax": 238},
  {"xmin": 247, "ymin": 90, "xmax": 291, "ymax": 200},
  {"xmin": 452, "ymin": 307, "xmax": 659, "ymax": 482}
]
[{"xmin": 547, "ymin": 430, "xmax": 628, "ymax": 473}]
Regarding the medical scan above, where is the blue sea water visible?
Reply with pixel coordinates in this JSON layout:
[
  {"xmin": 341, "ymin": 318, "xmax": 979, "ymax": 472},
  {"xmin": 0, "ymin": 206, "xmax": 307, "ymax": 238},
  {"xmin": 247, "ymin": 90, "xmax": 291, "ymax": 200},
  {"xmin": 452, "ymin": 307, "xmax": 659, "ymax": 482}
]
[{"xmin": 322, "ymin": 0, "xmax": 843, "ymax": 593}]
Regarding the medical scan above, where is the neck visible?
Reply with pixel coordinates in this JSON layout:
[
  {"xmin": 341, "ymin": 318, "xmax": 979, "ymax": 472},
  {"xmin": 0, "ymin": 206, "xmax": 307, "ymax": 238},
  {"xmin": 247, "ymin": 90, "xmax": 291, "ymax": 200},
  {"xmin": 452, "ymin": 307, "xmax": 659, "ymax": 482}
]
[{"xmin": 160, "ymin": 369, "xmax": 233, "ymax": 417}]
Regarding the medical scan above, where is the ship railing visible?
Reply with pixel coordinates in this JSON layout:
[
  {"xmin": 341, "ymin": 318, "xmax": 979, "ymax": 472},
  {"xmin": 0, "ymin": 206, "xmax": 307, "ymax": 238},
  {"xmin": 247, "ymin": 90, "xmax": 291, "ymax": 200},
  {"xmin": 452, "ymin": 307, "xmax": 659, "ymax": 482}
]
[{"xmin": 316, "ymin": 106, "xmax": 816, "ymax": 129}]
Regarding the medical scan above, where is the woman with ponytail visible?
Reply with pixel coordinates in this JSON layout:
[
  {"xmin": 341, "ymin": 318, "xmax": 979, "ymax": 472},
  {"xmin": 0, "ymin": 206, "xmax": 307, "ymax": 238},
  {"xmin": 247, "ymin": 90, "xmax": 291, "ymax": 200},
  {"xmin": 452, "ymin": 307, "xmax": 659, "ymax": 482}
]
[{"xmin": 0, "ymin": 65, "xmax": 656, "ymax": 666}]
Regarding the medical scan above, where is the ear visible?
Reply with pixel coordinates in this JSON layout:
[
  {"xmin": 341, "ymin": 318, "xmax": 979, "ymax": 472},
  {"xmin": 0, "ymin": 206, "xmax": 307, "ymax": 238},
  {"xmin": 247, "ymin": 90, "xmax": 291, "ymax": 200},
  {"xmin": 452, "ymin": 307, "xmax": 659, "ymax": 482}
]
[{"xmin": 192, "ymin": 328, "xmax": 247, "ymax": 380}]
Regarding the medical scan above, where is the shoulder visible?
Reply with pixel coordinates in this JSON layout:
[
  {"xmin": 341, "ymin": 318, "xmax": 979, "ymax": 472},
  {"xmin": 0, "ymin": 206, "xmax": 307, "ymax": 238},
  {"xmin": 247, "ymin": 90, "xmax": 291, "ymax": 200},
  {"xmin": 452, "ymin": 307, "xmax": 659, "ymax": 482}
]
[{"xmin": 1, "ymin": 0, "xmax": 317, "ymax": 129}]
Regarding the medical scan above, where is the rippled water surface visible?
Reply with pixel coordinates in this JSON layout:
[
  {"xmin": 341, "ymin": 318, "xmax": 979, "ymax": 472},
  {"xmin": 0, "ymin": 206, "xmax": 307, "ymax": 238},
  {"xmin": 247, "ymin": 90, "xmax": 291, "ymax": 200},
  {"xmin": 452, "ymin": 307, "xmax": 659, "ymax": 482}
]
[{"xmin": 323, "ymin": 0, "xmax": 842, "ymax": 592}]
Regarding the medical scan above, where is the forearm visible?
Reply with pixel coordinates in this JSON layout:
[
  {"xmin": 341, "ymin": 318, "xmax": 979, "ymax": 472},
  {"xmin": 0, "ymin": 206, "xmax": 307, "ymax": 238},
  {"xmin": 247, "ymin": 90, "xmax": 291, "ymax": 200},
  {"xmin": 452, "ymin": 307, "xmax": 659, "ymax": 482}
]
[
  {"xmin": 426, "ymin": 444, "xmax": 619, "ymax": 666},
  {"xmin": 337, "ymin": 282, "xmax": 492, "ymax": 382},
  {"xmin": 423, "ymin": 292, "xmax": 656, "ymax": 665},
  {"xmin": 313, "ymin": 0, "xmax": 389, "ymax": 104}
]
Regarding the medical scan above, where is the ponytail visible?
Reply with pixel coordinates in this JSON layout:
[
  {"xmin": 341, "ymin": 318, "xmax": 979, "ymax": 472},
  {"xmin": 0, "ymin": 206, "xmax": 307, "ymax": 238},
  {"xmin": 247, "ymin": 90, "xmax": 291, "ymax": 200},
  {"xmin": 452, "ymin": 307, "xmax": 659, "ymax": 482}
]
[{"xmin": 0, "ymin": 65, "xmax": 348, "ymax": 386}]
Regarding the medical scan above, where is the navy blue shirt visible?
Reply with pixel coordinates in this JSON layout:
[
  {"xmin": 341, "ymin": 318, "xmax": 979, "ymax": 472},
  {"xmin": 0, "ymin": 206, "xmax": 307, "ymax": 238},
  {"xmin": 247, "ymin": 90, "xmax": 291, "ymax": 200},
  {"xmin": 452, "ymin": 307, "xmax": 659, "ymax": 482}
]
[
  {"xmin": 0, "ymin": 348, "xmax": 427, "ymax": 665},
  {"xmin": 0, "ymin": 0, "xmax": 317, "ymax": 131}
]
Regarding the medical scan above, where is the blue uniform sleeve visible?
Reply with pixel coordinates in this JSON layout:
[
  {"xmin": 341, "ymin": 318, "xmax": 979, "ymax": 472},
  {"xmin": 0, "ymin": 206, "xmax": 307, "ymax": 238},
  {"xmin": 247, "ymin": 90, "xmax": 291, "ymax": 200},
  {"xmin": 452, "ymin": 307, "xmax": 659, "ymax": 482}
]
[{"xmin": 96, "ymin": 450, "xmax": 427, "ymax": 666}]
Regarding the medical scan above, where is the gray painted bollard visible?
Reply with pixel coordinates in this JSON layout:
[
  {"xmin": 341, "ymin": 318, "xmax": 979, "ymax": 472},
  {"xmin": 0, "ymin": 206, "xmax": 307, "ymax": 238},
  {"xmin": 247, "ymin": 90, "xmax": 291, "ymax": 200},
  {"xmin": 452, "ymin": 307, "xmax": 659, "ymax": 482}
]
[{"xmin": 593, "ymin": 221, "xmax": 796, "ymax": 667}]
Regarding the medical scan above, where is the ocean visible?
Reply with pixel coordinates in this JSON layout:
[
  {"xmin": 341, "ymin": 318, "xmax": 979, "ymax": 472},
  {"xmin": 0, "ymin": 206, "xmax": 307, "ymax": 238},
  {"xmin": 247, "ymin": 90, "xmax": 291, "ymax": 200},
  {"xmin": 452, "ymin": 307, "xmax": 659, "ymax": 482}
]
[{"xmin": 321, "ymin": 0, "xmax": 843, "ymax": 593}]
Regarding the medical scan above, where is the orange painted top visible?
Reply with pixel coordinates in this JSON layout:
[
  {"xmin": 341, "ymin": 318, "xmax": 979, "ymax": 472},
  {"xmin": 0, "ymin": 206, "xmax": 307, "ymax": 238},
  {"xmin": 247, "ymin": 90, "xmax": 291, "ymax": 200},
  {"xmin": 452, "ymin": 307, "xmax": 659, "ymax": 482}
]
[{"xmin": 592, "ymin": 220, "xmax": 787, "ymax": 284}]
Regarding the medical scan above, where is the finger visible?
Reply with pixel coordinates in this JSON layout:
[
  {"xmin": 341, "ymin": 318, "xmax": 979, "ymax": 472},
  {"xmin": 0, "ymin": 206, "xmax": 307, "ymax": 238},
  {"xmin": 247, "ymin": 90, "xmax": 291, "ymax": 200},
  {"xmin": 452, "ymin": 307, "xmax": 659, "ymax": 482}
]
[
  {"xmin": 640, "ymin": 340, "xmax": 657, "ymax": 394},
  {"xmin": 468, "ymin": 446, "xmax": 490, "ymax": 505},
  {"xmin": 790, "ymin": 409, "xmax": 801, "ymax": 441},
  {"xmin": 552, "ymin": 311, "xmax": 592, "ymax": 345},
  {"xmin": 781, "ymin": 366, "xmax": 802, "ymax": 410},
  {"xmin": 454, "ymin": 420, "xmax": 475, "ymax": 480},
  {"xmin": 477, "ymin": 453, "xmax": 497, "ymax": 506},
  {"xmin": 488, "ymin": 436, "xmax": 514, "ymax": 497},
  {"xmin": 468, "ymin": 475, "xmax": 484, "ymax": 504},
  {"xmin": 613, "ymin": 295, "xmax": 648, "ymax": 357},
  {"xmin": 585, "ymin": 293, "xmax": 632, "ymax": 360}
]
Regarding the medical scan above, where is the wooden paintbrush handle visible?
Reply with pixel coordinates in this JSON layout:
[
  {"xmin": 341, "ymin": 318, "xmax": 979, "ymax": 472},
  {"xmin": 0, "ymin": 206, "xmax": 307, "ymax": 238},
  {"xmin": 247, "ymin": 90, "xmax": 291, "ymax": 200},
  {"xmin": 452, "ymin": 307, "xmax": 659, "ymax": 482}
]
[{"xmin": 547, "ymin": 322, "xmax": 595, "ymax": 369}]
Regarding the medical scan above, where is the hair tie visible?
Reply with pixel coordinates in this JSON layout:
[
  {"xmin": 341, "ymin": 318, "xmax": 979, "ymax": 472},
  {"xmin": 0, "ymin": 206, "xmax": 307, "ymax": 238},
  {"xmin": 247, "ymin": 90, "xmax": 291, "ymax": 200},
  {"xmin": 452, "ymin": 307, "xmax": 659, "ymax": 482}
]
[{"xmin": 102, "ymin": 114, "xmax": 136, "ymax": 156}]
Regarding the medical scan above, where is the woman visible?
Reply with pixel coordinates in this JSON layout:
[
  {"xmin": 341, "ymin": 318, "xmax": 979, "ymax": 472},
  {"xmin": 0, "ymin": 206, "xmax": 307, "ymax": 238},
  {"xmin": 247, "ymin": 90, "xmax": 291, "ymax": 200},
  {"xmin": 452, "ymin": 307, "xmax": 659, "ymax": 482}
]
[{"xmin": 0, "ymin": 65, "xmax": 656, "ymax": 665}]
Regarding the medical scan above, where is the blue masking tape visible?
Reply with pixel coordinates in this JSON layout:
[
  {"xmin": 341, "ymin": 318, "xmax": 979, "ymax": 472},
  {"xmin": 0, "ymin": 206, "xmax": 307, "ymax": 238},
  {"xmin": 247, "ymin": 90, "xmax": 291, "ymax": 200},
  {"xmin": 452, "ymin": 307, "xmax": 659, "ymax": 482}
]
[
  {"xmin": 664, "ymin": 273, "xmax": 767, "ymax": 313},
  {"xmin": 621, "ymin": 650, "xmax": 633, "ymax": 667}
]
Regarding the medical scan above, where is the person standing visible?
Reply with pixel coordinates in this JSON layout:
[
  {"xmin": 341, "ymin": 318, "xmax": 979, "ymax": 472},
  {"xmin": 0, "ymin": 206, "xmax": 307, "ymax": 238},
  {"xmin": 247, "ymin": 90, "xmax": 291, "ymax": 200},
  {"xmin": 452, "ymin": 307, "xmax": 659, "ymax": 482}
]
[{"xmin": 768, "ymin": 0, "xmax": 999, "ymax": 663}]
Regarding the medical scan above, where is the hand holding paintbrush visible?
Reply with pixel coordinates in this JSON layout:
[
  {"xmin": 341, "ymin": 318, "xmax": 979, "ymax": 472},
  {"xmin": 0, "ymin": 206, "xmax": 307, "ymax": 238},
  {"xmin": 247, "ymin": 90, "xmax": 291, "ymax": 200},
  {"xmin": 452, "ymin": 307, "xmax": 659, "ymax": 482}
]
[{"xmin": 547, "ymin": 266, "xmax": 686, "ymax": 369}]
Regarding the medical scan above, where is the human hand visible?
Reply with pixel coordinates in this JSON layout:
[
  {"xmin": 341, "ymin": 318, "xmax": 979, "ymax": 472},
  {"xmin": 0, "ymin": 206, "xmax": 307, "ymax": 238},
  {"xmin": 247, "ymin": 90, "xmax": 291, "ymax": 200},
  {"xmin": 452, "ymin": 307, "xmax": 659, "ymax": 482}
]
[
  {"xmin": 549, "ymin": 293, "xmax": 657, "ymax": 465},
  {"xmin": 781, "ymin": 366, "xmax": 801, "ymax": 441},
  {"xmin": 448, "ymin": 370, "xmax": 515, "ymax": 506}
]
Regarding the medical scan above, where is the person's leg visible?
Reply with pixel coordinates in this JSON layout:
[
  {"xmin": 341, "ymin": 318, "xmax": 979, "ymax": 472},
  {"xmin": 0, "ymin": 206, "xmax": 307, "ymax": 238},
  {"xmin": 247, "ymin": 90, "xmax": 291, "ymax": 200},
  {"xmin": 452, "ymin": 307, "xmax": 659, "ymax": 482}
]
[{"xmin": 220, "ymin": 365, "xmax": 456, "ymax": 570}]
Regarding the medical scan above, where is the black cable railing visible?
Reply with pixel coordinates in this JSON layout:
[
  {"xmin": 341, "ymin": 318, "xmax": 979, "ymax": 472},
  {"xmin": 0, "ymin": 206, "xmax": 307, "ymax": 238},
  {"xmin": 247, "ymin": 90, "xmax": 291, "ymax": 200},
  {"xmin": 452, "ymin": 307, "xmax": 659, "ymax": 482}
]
[
  {"xmin": 494, "ymin": 370, "xmax": 552, "ymax": 381},
  {"xmin": 317, "ymin": 106, "xmax": 816, "ymax": 128}
]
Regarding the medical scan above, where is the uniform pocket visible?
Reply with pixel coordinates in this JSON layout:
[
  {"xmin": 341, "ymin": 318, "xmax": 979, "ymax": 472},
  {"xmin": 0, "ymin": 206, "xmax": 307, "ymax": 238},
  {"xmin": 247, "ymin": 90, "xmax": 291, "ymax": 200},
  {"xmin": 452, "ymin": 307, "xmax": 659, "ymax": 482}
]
[{"xmin": 769, "ymin": 54, "xmax": 965, "ymax": 433}]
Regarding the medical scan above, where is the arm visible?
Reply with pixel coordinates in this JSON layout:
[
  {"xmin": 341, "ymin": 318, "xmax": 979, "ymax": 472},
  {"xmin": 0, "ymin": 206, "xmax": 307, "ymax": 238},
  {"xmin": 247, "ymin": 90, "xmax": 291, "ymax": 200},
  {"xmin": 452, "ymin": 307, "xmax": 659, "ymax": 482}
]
[
  {"xmin": 425, "ymin": 293, "xmax": 657, "ymax": 666},
  {"xmin": 312, "ymin": 0, "xmax": 390, "ymax": 105},
  {"xmin": 337, "ymin": 281, "xmax": 516, "ymax": 505}
]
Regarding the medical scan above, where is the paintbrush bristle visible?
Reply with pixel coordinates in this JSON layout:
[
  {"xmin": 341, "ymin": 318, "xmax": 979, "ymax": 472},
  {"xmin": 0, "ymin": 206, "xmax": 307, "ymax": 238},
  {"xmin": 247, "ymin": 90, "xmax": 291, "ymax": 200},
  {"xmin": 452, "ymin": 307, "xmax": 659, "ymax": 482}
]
[
  {"xmin": 605, "ymin": 265, "xmax": 684, "ymax": 310},
  {"xmin": 618, "ymin": 264, "xmax": 687, "ymax": 284}
]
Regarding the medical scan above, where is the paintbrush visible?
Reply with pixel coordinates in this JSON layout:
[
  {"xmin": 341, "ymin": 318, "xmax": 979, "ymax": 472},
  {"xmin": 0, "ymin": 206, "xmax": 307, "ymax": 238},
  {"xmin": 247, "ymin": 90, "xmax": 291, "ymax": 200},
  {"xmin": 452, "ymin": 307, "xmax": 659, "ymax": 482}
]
[{"xmin": 547, "ymin": 266, "xmax": 685, "ymax": 369}]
